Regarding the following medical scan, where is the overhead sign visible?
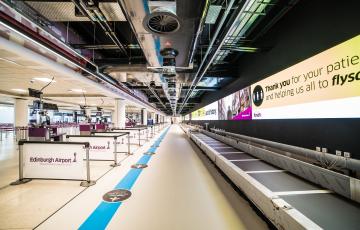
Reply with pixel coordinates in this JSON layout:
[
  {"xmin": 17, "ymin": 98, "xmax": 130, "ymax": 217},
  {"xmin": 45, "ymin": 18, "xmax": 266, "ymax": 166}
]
[
  {"xmin": 251, "ymin": 35, "xmax": 360, "ymax": 119},
  {"xmin": 23, "ymin": 143, "xmax": 86, "ymax": 180}
]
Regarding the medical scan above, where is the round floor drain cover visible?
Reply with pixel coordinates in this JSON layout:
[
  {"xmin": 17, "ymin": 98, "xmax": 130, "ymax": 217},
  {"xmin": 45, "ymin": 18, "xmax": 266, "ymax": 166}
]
[
  {"xmin": 131, "ymin": 163, "xmax": 148, "ymax": 169},
  {"xmin": 103, "ymin": 189, "xmax": 131, "ymax": 202},
  {"xmin": 144, "ymin": 152, "xmax": 155, "ymax": 155}
]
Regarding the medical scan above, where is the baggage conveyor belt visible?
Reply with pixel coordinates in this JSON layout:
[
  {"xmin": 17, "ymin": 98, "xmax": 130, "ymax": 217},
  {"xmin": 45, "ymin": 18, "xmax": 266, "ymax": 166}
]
[{"xmin": 190, "ymin": 131, "xmax": 360, "ymax": 230}]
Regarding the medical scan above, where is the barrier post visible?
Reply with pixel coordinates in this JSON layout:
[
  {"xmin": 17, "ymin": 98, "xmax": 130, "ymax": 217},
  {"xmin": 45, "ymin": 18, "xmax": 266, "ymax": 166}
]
[
  {"xmin": 80, "ymin": 146, "xmax": 96, "ymax": 187},
  {"xmin": 127, "ymin": 133, "xmax": 131, "ymax": 155},
  {"xmin": 10, "ymin": 143, "xmax": 31, "ymax": 185},
  {"xmin": 110, "ymin": 137, "xmax": 120, "ymax": 167},
  {"xmin": 138, "ymin": 129, "xmax": 141, "ymax": 146}
]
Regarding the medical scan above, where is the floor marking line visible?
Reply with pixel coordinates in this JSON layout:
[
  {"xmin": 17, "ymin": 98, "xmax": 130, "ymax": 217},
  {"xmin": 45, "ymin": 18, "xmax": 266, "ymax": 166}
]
[
  {"xmin": 273, "ymin": 190, "xmax": 332, "ymax": 196},
  {"xmin": 78, "ymin": 127, "xmax": 170, "ymax": 230},
  {"xmin": 245, "ymin": 170, "xmax": 285, "ymax": 174}
]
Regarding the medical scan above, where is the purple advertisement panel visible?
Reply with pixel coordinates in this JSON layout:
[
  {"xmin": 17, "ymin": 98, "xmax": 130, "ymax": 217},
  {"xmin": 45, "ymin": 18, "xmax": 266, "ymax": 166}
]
[
  {"xmin": 232, "ymin": 86, "xmax": 252, "ymax": 120},
  {"xmin": 218, "ymin": 86, "xmax": 252, "ymax": 120}
]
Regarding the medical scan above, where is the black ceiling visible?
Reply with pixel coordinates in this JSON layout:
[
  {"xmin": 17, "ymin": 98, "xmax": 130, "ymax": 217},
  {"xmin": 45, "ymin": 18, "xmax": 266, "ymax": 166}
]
[{"xmin": 12, "ymin": 0, "xmax": 298, "ymax": 115}]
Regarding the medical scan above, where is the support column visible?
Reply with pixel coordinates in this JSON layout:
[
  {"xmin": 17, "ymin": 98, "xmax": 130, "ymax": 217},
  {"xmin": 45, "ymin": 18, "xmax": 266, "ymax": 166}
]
[
  {"xmin": 114, "ymin": 99, "xmax": 126, "ymax": 128},
  {"xmin": 86, "ymin": 108, "xmax": 92, "ymax": 122},
  {"xmin": 119, "ymin": 72, "xmax": 127, "ymax": 83},
  {"xmin": 14, "ymin": 99, "xmax": 28, "ymax": 127},
  {"xmin": 149, "ymin": 112, "xmax": 155, "ymax": 125},
  {"xmin": 141, "ymin": 108, "xmax": 147, "ymax": 125}
]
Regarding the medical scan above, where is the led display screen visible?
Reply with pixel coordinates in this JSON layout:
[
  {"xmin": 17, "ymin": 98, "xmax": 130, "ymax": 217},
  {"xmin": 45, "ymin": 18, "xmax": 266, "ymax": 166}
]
[
  {"xmin": 187, "ymin": 35, "xmax": 360, "ymax": 120},
  {"xmin": 251, "ymin": 35, "xmax": 360, "ymax": 119},
  {"xmin": 191, "ymin": 101, "xmax": 218, "ymax": 120}
]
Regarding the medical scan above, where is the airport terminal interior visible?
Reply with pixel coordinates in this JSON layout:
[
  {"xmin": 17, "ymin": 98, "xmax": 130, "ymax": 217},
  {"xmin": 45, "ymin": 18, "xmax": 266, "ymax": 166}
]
[{"xmin": 0, "ymin": 0, "xmax": 360, "ymax": 229}]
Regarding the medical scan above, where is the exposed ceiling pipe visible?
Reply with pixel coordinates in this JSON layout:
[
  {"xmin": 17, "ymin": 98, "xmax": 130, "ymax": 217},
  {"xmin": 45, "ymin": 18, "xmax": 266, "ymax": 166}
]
[
  {"xmin": 188, "ymin": 0, "xmax": 211, "ymax": 64},
  {"xmin": 143, "ymin": 82, "xmax": 167, "ymax": 110},
  {"xmin": 180, "ymin": 0, "xmax": 260, "ymax": 114},
  {"xmin": 70, "ymin": 0, "xmax": 96, "ymax": 25},
  {"xmin": 72, "ymin": 0, "xmax": 128, "ymax": 56},
  {"xmin": 0, "ymin": 21, "xmax": 163, "ymax": 114},
  {"xmin": 117, "ymin": 0, "xmax": 160, "ymax": 67},
  {"xmin": 179, "ymin": 0, "xmax": 238, "ymax": 113}
]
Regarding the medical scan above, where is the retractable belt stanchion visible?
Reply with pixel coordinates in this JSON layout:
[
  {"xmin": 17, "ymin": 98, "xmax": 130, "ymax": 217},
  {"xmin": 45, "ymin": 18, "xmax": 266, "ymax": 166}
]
[
  {"xmin": 127, "ymin": 133, "xmax": 131, "ymax": 155},
  {"xmin": 10, "ymin": 144, "xmax": 31, "ymax": 185},
  {"xmin": 110, "ymin": 137, "xmax": 120, "ymax": 167},
  {"xmin": 68, "ymin": 134, "xmax": 128, "ymax": 166},
  {"xmin": 111, "ymin": 127, "xmax": 147, "ymax": 146},
  {"xmin": 138, "ymin": 129, "xmax": 141, "ymax": 145},
  {"xmin": 80, "ymin": 146, "xmax": 96, "ymax": 187}
]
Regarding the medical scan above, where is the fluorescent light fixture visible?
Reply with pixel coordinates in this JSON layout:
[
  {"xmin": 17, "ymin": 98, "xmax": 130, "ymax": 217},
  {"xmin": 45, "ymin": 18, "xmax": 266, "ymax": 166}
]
[
  {"xmin": 33, "ymin": 77, "xmax": 56, "ymax": 83},
  {"xmin": 11, "ymin": 88, "xmax": 27, "ymax": 93},
  {"xmin": 69, "ymin": 89, "xmax": 86, "ymax": 93}
]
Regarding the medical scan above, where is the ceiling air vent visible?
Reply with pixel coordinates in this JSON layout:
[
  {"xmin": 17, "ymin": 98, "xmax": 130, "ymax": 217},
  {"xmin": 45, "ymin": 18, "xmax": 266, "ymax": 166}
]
[{"xmin": 143, "ymin": 2, "xmax": 180, "ymax": 35}]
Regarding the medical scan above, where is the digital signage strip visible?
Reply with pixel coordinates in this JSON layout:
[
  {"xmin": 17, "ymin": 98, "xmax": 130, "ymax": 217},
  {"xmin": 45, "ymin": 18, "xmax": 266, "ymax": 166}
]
[{"xmin": 188, "ymin": 35, "xmax": 360, "ymax": 120}]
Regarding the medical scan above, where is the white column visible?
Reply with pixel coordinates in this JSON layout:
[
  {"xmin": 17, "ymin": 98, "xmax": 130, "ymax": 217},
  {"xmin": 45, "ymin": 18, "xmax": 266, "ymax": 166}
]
[
  {"xmin": 119, "ymin": 72, "xmax": 127, "ymax": 83},
  {"xmin": 142, "ymin": 108, "xmax": 147, "ymax": 125},
  {"xmin": 149, "ymin": 112, "xmax": 155, "ymax": 124},
  {"xmin": 14, "ymin": 99, "xmax": 28, "ymax": 127},
  {"xmin": 111, "ymin": 111, "xmax": 115, "ymax": 124},
  {"xmin": 114, "ymin": 99, "xmax": 126, "ymax": 128},
  {"xmin": 86, "ymin": 108, "xmax": 92, "ymax": 118}
]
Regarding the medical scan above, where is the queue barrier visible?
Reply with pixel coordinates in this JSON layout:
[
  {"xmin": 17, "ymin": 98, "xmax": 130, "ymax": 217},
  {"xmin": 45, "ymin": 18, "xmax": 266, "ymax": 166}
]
[
  {"xmin": 10, "ymin": 141, "xmax": 95, "ymax": 187},
  {"xmin": 112, "ymin": 127, "xmax": 148, "ymax": 146},
  {"xmin": 91, "ymin": 131, "xmax": 131, "ymax": 155},
  {"xmin": 66, "ymin": 134, "xmax": 128, "ymax": 166}
]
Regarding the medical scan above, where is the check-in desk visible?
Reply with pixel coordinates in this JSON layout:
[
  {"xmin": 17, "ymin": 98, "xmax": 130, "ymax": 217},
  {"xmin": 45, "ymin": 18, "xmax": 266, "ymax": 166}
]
[{"xmin": 79, "ymin": 124, "xmax": 91, "ymax": 135}]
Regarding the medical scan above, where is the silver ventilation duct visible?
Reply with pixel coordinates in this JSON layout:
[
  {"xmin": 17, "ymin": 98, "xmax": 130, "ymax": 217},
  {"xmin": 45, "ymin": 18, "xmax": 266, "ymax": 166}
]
[{"xmin": 143, "ymin": 5, "xmax": 180, "ymax": 35}]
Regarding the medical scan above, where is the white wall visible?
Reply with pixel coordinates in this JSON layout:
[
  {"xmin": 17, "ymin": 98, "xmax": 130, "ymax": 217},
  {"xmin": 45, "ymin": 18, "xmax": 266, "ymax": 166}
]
[{"xmin": 0, "ymin": 105, "xmax": 14, "ymax": 123}]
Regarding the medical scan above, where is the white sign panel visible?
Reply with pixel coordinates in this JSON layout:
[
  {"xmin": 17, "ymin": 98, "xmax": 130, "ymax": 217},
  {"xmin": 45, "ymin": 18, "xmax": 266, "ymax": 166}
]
[
  {"xmin": 23, "ymin": 143, "xmax": 86, "ymax": 180},
  {"xmin": 68, "ymin": 136, "xmax": 115, "ymax": 160}
]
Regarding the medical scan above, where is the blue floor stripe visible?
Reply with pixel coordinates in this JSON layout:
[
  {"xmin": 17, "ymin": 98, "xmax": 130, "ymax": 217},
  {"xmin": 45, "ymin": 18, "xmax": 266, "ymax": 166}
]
[{"xmin": 79, "ymin": 127, "xmax": 170, "ymax": 230}]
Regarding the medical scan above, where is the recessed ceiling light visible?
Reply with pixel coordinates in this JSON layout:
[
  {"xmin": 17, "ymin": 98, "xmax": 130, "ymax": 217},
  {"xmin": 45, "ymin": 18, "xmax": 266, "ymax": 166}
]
[
  {"xmin": 69, "ymin": 89, "xmax": 86, "ymax": 93},
  {"xmin": 11, "ymin": 88, "xmax": 27, "ymax": 93},
  {"xmin": 33, "ymin": 77, "xmax": 56, "ymax": 83}
]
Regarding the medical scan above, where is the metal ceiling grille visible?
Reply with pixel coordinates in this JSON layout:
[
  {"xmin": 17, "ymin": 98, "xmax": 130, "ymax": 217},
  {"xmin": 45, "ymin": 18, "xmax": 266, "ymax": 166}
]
[
  {"xmin": 146, "ymin": 12, "xmax": 180, "ymax": 34},
  {"xmin": 25, "ymin": 2, "xmax": 126, "ymax": 21}
]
